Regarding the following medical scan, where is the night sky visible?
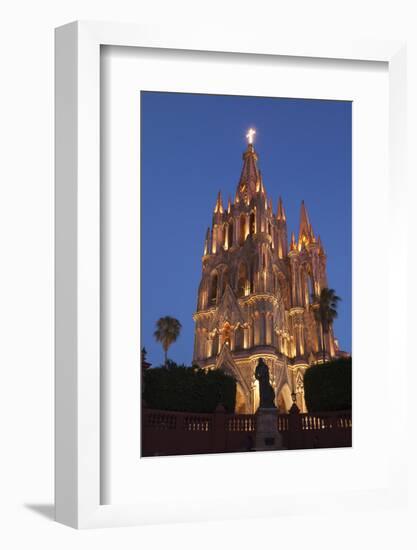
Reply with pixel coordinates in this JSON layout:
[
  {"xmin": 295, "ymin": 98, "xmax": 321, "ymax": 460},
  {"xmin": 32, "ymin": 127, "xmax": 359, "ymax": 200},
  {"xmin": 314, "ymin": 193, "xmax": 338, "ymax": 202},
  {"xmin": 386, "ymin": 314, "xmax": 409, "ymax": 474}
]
[{"xmin": 141, "ymin": 92, "xmax": 352, "ymax": 367}]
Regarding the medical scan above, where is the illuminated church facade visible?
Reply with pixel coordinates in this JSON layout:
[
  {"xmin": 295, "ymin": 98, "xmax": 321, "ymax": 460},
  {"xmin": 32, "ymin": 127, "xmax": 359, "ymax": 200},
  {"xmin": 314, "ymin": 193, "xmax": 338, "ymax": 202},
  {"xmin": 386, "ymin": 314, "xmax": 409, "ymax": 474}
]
[{"xmin": 193, "ymin": 130, "xmax": 341, "ymax": 413}]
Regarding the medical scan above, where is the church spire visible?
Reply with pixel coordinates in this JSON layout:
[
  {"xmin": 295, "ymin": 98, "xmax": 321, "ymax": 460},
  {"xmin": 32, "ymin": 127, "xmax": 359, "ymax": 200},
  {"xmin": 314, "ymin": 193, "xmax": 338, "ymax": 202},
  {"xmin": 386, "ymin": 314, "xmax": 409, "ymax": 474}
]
[
  {"xmin": 214, "ymin": 191, "xmax": 224, "ymax": 214},
  {"xmin": 276, "ymin": 196, "xmax": 288, "ymax": 259},
  {"xmin": 298, "ymin": 200, "xmax": 314, "ymax": 246},
  {"xmin": 236, "ymin": 129, "xmax": 262, "ymax": 202},
  {"xmin": 299, "ymin": 200, "xmax": 310, "ymax": 234},
  {"xmin": 277, "ymin": 196, "xmax": 286, "ymax": 221}
]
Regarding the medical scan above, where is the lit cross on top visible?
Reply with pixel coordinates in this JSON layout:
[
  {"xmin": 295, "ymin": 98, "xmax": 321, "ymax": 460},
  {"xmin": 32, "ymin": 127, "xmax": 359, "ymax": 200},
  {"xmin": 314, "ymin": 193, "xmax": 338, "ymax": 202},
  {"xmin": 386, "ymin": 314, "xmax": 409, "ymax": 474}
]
[{"xmin": 246, "ymin": 128, "xmax": 256, "ymax": 144}]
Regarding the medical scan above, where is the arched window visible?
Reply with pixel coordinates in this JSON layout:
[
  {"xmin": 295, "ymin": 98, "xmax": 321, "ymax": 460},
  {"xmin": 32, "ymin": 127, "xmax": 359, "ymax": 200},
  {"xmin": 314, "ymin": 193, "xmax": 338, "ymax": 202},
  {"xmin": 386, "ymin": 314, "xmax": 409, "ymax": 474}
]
[
  {"xmin": 237, "ymin": 262, "xmax": 249, "ymax": 297},
  {"xmin": 228, "ymin": 220, "xmax": 234, "ymax": 247},
  {"xmin": 249, "ymin": 212, "xmax": 256, "ymax": 234},
  {"xmin": 209, "ymin": 273, "xmax": 218, "ymax": 305},
  {"xmin": 222, "ymin": 223, "xmax": 228, "ymax": 248},
  {"xmin": 308, "ymin": 274, "xmax": 314, "ymax": 299},
  {"xmin": 307, "ymin": 272, "xmax": 314, "ymax": 305},
  {"xmin": 235, "ymin": 326, "xmax": 244, "ymax": 350},
  {"xmin": 268, "ymin": 222, "xmax": 271, "ymax": 236},
  {"xmin": 303, "ymin": 272, "xmax": 309, "ymax": 306},
  {"xmin": 239, "ymin": 214, "xmax": 246, "ymax": 245},
  {"xmin": 199, "ymin": 280, "xmax": 207, "ymax": 310},
  {"xmin": 211, "ymin": 333, "xmax": 219, "ymax": 357},
  {"xmin": 302, "ymin": 267, "xmax": 314, "ymax": 306}
]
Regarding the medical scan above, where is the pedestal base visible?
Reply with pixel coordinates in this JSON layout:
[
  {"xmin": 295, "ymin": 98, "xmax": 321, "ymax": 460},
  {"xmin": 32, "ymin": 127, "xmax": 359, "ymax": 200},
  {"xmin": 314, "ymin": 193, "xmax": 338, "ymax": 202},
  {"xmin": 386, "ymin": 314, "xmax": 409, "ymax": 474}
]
[{"xmin": 254, "ymin": 408, "xmax": 285, "ymax": 451}]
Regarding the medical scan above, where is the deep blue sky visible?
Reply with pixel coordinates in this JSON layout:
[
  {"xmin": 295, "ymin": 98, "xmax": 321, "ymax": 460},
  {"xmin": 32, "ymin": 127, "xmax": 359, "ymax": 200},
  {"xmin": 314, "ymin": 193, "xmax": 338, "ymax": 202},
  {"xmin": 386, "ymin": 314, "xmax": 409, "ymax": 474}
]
[{"xmin": 141, "ymin": 92, "xmax": 352, "ymax": 367}]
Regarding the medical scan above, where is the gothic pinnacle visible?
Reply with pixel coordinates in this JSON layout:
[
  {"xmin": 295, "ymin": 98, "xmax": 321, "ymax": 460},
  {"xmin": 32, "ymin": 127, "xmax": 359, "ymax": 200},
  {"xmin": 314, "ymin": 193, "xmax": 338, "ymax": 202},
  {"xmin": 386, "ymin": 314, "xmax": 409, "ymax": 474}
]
[
  {"xmin": 214, "ymin": 191, "xmax": 224, "ymax": 214},
  {"xmin": 298, "ymin": 200, "xmax": 314, "ymax": 245},
  {"xmin": 299, "ymin": 200, "xmax": 310, "ymax": 229},
  {"xmin": 237, "ymin": 130, "xmax": 261, "ymax": 201},
  {"xmin": 277, "ymin": 196, "xmax": 286, "ymax": 221},
  {"xmin": 204, "ymin": 227, "xmax": 210, "ymax": 255}
]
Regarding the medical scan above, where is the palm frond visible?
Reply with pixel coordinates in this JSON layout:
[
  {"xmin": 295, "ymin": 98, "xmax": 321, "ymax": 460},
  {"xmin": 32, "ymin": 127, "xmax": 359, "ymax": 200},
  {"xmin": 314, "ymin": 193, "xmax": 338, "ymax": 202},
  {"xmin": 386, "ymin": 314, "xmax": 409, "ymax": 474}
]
[{"xmin": 153, "ymin": 316, "xmax": 182, "ymax": 363}]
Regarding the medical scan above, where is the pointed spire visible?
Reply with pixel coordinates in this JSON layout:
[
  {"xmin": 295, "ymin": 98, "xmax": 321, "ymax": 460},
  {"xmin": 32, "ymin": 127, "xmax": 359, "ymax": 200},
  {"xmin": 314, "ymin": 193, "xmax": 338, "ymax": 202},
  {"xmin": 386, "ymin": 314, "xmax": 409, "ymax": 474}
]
[
  {"xmin": 214, "ymin": 191, "xmax": 224, "ymax": 214},
  {"xmin": 290, "ymin": 231, "xmax": 296, "ymax": 251},
  {"xmin": 298, "ymin": 200, "xmax": 314, "ymax": 246},
  {"xmin": 227, "ymin": 196, "xmax": 232, "ymax": 214},
  {"xmin": 237, "ymin": 134, "xmax": 262, "ymax": 202},
  {"xmin": 299, "ymin": 200, "xmax": 310, "ymax": 234},
  {"xmin": 277, "ymin": 196, "xmax": 286, "ymax": 221}
]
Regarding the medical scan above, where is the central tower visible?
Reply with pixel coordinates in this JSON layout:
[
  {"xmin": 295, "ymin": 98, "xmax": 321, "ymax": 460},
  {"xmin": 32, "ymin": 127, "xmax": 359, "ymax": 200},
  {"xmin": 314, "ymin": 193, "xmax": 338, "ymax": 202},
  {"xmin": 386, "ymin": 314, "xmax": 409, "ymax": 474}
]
[{"xmin": 193, "ymin": 131, "xmax": 337, "ymax": 413}]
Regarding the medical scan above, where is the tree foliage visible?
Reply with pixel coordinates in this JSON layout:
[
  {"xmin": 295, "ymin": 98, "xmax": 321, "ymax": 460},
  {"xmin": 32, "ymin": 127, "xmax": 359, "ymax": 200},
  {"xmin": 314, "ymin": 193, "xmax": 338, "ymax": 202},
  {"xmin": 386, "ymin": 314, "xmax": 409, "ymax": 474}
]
[
  {"xmin": 303, "ymin": 357, "xmax": 352, "ymax": 412},
  {"xmin": 143, "ymin": 361, "xmax": 236, "ymax": 413},
  {"xmin": 153, "ymin": 316, "xmax": 182, "ymax": 365},
  {"xmin": 311, "ymin": 288, "xmax": 341, "ymax": 363}
]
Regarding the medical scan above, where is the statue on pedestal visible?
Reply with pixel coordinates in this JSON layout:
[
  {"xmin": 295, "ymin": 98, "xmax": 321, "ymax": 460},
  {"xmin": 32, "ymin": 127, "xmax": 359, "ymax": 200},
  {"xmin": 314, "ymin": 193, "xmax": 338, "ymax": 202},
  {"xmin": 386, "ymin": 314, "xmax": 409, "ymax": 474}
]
[
  {"xmin": 255, "ymin": 358, "xmax": 276, "ymax": 409},
  {"xmin": 253, "ymin": 358, "xmax": 283, "ymax": 450}
]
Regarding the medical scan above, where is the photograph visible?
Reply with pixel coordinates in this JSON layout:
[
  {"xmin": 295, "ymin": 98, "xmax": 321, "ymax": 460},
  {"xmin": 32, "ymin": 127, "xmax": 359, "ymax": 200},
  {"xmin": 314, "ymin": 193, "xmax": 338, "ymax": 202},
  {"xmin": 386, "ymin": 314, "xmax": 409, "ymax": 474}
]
[
  {"xmin": 140, "ymin": 91, "xmax": 352, "ymax": 456},
  {"xmin": 0, "ymin": 1, "xmax": 410, "ymax": 543}
]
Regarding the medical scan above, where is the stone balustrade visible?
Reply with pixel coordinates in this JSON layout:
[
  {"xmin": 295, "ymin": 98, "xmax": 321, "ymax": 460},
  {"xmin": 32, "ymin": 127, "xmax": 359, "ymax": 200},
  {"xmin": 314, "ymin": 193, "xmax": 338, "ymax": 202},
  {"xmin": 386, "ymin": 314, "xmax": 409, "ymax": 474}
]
[{"xmin": 142, "ymin": 407, "xmax": 352, "ymax": 457}]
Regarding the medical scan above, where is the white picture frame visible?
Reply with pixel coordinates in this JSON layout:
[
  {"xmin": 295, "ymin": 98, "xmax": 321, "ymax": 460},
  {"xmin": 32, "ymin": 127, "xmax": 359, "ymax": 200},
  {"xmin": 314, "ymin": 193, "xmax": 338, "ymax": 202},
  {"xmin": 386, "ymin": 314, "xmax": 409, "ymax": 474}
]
[{"xmin": 55, "ymin": 21, "xmax": 407, "ymax": 529}]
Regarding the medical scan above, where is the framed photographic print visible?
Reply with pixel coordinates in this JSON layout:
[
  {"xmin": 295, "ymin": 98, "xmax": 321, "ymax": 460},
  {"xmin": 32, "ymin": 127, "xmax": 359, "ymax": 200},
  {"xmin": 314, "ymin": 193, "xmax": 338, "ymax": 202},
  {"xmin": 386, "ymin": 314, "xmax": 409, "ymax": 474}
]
[{"xmin": 55, "ymin": 22, "xmax": 407, "ymax": 528}]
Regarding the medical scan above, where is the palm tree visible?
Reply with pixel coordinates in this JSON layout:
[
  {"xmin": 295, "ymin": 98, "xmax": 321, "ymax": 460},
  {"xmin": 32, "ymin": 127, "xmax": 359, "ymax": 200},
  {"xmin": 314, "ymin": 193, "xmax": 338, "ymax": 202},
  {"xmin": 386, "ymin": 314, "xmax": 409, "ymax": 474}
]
[
  {"xmin": 153, "ymin": 316, "xmax": 182, "ymax": 366},
  {"xmin": 312, "ymin": 288, "xmax": 341, "ymax": 364}
]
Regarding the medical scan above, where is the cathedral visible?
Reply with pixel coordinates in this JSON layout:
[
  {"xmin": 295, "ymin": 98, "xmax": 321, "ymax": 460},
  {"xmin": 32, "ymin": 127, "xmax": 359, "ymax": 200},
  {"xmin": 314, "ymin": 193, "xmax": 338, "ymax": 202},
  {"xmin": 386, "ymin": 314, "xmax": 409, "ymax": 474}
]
[{"xmin": 193, "ymin": 130, "xmax": 342, "ymax": 414}]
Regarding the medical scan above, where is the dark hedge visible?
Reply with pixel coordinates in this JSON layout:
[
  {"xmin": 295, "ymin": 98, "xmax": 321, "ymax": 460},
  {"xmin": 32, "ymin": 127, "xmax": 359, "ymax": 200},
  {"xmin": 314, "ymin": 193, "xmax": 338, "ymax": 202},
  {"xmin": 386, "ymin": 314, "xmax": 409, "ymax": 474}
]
[
  {"xmin": 303, "ymin": 357, "xmax": 352, "ymax": 412},
  {"xmin": 143, "ymin": 361, "xmax": 236, "ymax": 413}
]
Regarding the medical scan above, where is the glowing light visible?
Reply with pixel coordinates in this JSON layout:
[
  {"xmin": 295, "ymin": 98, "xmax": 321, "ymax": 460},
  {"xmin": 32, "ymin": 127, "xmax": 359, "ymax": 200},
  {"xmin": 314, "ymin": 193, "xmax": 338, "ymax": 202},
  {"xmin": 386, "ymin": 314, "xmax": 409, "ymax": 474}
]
[{"xmin": 246, "ymin": 128, "xmax": 256, "ymax": 144}]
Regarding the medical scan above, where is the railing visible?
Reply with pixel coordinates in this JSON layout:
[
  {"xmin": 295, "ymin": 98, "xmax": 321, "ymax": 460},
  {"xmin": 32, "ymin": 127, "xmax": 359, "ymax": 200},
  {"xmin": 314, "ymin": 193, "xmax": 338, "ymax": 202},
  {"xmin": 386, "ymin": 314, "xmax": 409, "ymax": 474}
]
[
  {"xmin": 145, "ymin": 411, "xmax": 177, "ymax": 430},
  {"xmin": 141, "ymin": 407, "xmax": 352, "ymax": 456},
  {"xmin": 227, "ymin": 415, "xmax": 255, "ymax": 432},
  {"xmin": 277, "ymin": 415, "xmax": 289, "ymax": 432},
  {"xmin": 300, "ymin": 411, "xmax": 352, "ymax": 431},
  {"xmin": 183, "ymin": 415, "xmax": 212, "ymax": 432},
  {"xmin": 145, "ymin": 410, "xmax": 212, "ymax": 432}
]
